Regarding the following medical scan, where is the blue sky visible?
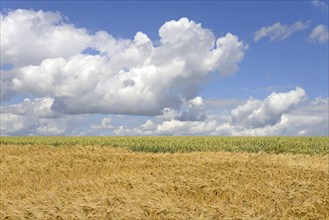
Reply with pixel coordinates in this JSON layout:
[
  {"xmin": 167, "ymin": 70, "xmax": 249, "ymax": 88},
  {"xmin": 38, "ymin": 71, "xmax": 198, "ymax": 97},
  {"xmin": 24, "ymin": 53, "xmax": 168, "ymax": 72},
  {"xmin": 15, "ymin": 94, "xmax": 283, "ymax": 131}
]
[{"xmin": 0, "ymin": 1, "xmax": 328, "ymax": 136}]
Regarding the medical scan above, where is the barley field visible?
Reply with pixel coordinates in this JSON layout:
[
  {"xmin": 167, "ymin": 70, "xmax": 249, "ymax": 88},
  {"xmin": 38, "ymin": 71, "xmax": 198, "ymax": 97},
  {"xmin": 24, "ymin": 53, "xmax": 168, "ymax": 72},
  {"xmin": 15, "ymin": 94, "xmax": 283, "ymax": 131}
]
[{"xmin": 1, "ymin": 137, "xmax": 328, "ymax": 219}]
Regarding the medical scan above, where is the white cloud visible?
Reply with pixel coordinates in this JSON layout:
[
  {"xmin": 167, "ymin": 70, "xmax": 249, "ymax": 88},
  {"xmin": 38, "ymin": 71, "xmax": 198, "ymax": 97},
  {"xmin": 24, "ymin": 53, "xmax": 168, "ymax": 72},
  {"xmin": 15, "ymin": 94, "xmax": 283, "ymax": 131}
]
[
  {"xmin": 111, "ymin": 88, "xmax": 328, "ymax": 136},
  {"xmin": 230, "ymin": 87, "xmax": 306, "ymax": 128},
  {"xmin": 176, "ymin": 96, "xmax": 207, "ymax": 121},
  {"xmin": 159, "ymin": 108, "xmax": 180, "ymax": 121},
  {"xmin": 254, "ymin": 21, "xmax": 311, "ymax": 42},
  {"xmin": 34, "ymin": 115, "xmax": 90, "ymax": 136},
  {"xmin": 1, "ymin": 9, "xmax": 327, "ymax": 137},
  {"xmin": 1, "ymin": 11, "xmax": 247, "ymax": 116},
  {"xmin": 0, "ymin": 79, "xmax": 14, "ymax": 100},
  {"xmin": 1, "ymin": 9, "xmax": 92, "ymax": 67},
  {"xmin": 189, "ymin": 96, "xmax": 204, "ymax": 106},
  {"xmin": 1, "ymin": 88, "xmax": 328, "ymax": 136},
  {"xmin": 311, "ymin": 0, "xmax": 328, "ymax": 11},
  {"xmin": 309, "ymin": 25, "xmax": 329, "ymax": 43},
  {"xmin": 205, "ymin": 33, "xmax": 248, "ymax": 76},
  {"xmin": 0, "ymin": 97, "xmax": 60, "ymax": 118},
  {"xmin": 0, "ymin": 113, "xmax": 36, "ymax": 135},
  {"xmin": 0, "ymin": 111, "xmax": 89, "ymax": 136},
  {"xmin": 91, "ymin": 117, "xmax": 113, "ymax": 130},
  {"xmin": 223, "ymin": 97, "xmax": 328, "ymax": 136},
  {"xmin": 156, "ymin": 120, "xmax": 217, "ymax": 135},
  {"xmin": 35, "ymin": 125, "xmax": 66, "ymax": 136},
  {"xmin": 0, "ymin": 97, "xmax": 90, "ymax": 135}
]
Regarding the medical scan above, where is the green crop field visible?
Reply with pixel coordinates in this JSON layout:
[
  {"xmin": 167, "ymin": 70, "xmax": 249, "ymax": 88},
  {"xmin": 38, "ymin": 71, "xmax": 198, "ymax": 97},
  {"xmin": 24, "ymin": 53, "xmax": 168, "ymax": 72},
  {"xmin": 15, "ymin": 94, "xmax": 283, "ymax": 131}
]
[{"xmin": 1, "ymin": 136, "xmax": 328, "ymax": 154}]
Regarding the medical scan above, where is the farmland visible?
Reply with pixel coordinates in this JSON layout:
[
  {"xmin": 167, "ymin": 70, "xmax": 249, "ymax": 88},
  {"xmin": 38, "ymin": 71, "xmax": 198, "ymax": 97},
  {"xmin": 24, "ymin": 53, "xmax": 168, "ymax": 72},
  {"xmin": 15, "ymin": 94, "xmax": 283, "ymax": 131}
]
[
  {"xmin": 1, "ymin": 137, "xmax": 329, "ymax": 219},
  {"xmin": 1, "ymin": 136, "xmax": 328, "ymax": 154}
]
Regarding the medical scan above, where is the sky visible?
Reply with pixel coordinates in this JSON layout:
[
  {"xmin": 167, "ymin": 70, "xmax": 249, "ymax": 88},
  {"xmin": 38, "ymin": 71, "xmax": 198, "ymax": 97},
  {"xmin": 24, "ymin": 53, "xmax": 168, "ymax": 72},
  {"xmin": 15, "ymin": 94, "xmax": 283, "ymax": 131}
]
[{"xmin": 0, "ymin": 0, "xmax": 328, "ymax": 136}]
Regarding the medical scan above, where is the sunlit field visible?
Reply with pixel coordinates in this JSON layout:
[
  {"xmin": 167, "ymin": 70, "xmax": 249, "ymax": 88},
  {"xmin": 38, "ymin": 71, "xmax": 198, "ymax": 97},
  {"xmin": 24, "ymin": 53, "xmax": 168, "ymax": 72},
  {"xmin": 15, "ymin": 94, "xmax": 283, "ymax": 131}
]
[
  {"xmin": 1, "ymin": 136, "xmax": 328, "ymax": 154},
  {"xmin": 1, "ymin": 137, "xmax": 328, "ymax": 219}
]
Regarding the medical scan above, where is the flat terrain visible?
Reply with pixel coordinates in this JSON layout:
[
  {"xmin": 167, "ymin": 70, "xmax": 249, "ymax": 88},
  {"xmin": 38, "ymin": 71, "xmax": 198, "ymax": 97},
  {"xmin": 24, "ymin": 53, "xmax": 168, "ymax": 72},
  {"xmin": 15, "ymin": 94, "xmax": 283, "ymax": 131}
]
[
  {"xmin": 1, "ymin": 138, "xmax": 328, "ymax": 219},
  {"xmin": 1, "ymin": 136, "xmax": 328, "ymax": 154}
]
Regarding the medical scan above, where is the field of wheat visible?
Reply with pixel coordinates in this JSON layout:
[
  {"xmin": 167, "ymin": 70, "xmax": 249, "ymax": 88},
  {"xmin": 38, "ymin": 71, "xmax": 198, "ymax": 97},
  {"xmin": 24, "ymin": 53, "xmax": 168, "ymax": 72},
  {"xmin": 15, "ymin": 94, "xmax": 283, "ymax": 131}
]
[{"xmin": 1, "ymin": 137, "xmax": 329, "ymax": 219}]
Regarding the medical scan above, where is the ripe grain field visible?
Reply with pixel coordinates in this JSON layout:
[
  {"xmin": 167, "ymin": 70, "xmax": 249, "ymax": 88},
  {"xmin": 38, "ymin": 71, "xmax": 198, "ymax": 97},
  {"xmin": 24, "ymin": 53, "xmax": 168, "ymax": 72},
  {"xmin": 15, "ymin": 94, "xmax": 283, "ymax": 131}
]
[{"xmin": 0, "ymin": 137, "xmax": 328, "ymax": 219}]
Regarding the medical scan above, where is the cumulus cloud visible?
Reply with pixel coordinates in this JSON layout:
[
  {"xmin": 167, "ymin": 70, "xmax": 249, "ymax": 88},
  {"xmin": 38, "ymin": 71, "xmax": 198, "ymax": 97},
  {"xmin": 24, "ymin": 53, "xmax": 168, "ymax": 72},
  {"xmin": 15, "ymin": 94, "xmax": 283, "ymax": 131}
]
[
  {"xmin": 1, "ymin": 9, "xmax": 92, "ymax": 67},
  {"xmin": 254, "ymin": 21, "xmax": 311, "ymax": 42},
  {"xmin": 35, "ymin": 124, "xmax": 66, "ymax": 136},
  {"xmin": 1, "ymin": 10, "xmax": 247, "ymax": 117},
  {"xmin": 0, "ymin": 98, "xmax": 90, "ymax": 136},
  {"xmin": 0, "ymin": 113, "xmax": 36, "ymax": 135},
  {"xmin": 112, "ymin": 88, "xmax": 328, "ymax": 136},
  {"xmin": 230, "ymin": 87, "xmax": 306, "ymax": 128},
  {"xmin": 156, "ymin": 120, "xmax": 217, "ymax": 135},
  {"xmin": 1, "ymin": 87, "xmax": 328, "ymax": 136},
  {"xmin": 1, "ymin": 9, "xmax": 327, "ymax": 137},
  {"xmin": 91, "ymin": 118, "xmax": 113, "ymax": 130},
  {"xmin": 0, "ymin": 111, "xmax": 88, "ymax": 136},
  {"xmin": 309, "ymin": 25, "xmax": 329, "ymax": 43},
  {"xmin": 177, "ymin": 96, "xmax": 207, "ymax": 121},
  {"xmin": 0, "ymin": 97, "xmax": 60, "ymax": 118},
  {"xmin": 159, "ymin": 108, "xmax": 181, "ymax": 121}
]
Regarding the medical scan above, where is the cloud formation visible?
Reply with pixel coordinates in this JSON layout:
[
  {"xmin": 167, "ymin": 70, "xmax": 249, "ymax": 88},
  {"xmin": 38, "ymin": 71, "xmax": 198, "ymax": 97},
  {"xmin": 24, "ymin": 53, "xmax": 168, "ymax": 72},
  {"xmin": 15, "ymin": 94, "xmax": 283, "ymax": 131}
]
[
  {"xmin": 1, "ymin": 9, "xmax": 91, "ymax": 67},
  {"xmin": 230, "ymin": 87, "xmax": 306, "ymax": 128},
  {"xmin": 91, "ymin": 118, "xmax": 113, "ymax": 130},
  {"xmin": 1, "ymin": 9, "xmax": 328, "ymax": 136},
  {"xmin": 111, "ymin": 88, "xmax": 328, "ymax": 136},
  {"xmin": 254, "ymin": 21, "xmax": 311, "ymax": 42},
  {"xmin": 309, "ymin": 25, "xmax": 329, "ymax": 43},
  {"xmin": 176, "ymin": 96, "xmax": 207, "ymax": 121},
  {"xmin": 1, "ymin": 10, "xmax": 247, "ymax": 117},
  {"xmin": 0, "ymin": 97, "xmax": 60, "ymax": 118},
  {"xmin": 1, "ymin": 87, "xmax": 327, "ymax": 136}
]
